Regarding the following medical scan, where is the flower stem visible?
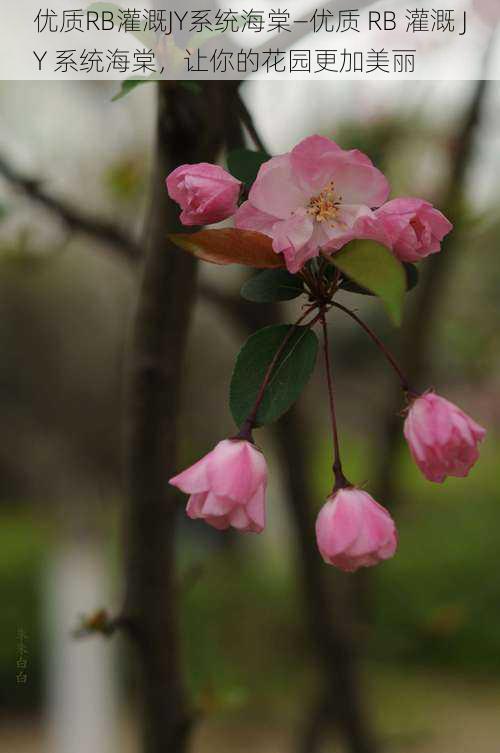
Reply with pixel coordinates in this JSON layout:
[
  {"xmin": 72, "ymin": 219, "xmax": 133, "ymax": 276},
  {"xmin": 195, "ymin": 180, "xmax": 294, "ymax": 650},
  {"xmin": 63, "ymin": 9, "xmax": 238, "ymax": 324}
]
[
  {"xmin": 320, "ymin": 314, "xmax": 349, "ymax": 492},
  {"xmin": 332, "ymin": 301, "xmax": 414, "ymax": 394},
  {"xmin": 237, "ymin": 303, "xmax": 322, "ymax": 441}
]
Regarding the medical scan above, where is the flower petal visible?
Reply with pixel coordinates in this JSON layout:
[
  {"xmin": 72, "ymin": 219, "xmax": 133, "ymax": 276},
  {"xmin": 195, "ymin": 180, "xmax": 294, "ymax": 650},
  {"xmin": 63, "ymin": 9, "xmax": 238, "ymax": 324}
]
[
  {"xmin": 249, "ymin": 154, "xmax": 309, "ymax": 219},
  {"xmin": 235, "ymin": 200, "xmax": 278, "ymax": 235},
  {"xmin": 330, "ymin": 157, "xmax": 390, "ymax": 208}
]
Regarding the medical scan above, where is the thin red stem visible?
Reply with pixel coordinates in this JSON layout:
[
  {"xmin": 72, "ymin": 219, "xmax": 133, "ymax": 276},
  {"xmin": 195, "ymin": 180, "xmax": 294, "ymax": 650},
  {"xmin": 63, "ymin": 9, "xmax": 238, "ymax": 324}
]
[
  {"xmin": 320, "ymin": 314, "xmax": 348, "ymax": 492},
  {"xmin": 332, "ymin": 301, "xmax": 413, "ymax": 394}
]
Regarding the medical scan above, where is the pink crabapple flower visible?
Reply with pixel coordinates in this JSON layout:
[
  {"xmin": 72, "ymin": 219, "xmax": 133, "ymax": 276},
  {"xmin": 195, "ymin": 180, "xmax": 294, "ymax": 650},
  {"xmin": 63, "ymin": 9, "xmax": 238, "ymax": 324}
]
[
  {"xmin": 370, "ymin": 198, "xmax": 453, "ymax": 263},
  {"xmin": 169, "ymin": 439, "xmax": 267, "ymax": 533},
  {"xmin": 315, "ymin": 487, "xmax": 398, "ymax": 572},
  {"xmin": 166, "ymin": 163, "xmax": 241, "ymax": 226},
  {"xmin": 235, "ymin": 135, "xmax": 390, "ymax": 273},
  {"xmin": 404, "ymin": 392, "xmax": 486, "ymax": 483}
]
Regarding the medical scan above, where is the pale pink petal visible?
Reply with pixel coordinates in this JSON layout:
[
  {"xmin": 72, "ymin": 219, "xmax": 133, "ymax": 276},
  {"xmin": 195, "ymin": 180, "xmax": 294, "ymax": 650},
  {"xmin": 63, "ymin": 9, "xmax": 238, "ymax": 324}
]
[
  {"xmin": 329, "ymin": 157, "xmax": 390, "ymax": 208},
  {"xmin": 169, "ymin": 453, "xmax": 211, "ymax": 493},
  {"xmin": 321, "ymin": 208, "xmax": 390, "ymax": 254},
  {"xmin": 377, "ymin": 197, "xmax": 429, "ymax": 217},
  {"xmin": 290, "ymin": 136, "xmax": 343, "ymax": 194},
  {"xmin": 346, "ymin": 493, "xmax": 396, "ymax": 557},
  {"xmin": 246, "ymin": 485, "xmax": 266, "ymax": 532},
  {"xmin": 186, "ymin": 492, "xmax": 209, "ymax": 519},
  {"xmin": 318, "ymin": 493, "xmax": 360, "ymax": 557},
  {"xmin": 200, "ymin": 492, "xmax": 235, "ymax": 516},
  {"xmin": 234, "ymin": 200, "xmax": 278, "ymax": 235},
  {"xmin": 207, "ymin": 440, "xmax": 262, "ymax": 499},
  {"xmin": 249, "ymin": 154, "xmax": 308, "ymax": 219},
  {"xmin": 271, "ymin": 210, "xmax": 315, "ymax": 273},
  {"xmin": 229, "ymin": 505, "xmax": 251, "ymax": 530},
  {"xmin": 422, "ymin": 207, "xmax": 454, "ymax": 238}
]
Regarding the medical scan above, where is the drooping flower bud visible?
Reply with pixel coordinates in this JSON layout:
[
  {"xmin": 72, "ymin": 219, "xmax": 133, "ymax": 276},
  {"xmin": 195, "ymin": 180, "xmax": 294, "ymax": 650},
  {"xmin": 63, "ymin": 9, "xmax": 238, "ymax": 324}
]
[
  {"xmin": 166, "ymin": 163, "xmax": 241, "ymax": 226},
  {"xmin": 315, "ymin": 487, "xmax": 397, "ymax": 572},
  {"xmin": 169, "ymin": 439, "xmax": 267, "ymax": 533},
  {"xmin": 404, "ymin": 392, "xmax": 486, "ymax": 483}
]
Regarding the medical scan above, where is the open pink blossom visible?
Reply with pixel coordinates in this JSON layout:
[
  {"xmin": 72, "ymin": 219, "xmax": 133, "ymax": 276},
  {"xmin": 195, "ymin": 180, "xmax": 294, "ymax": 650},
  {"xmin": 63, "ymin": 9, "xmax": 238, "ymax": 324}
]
[
  {"xmin": 404, "ymin": 392, "xmax": 486, "ymax": 483},
  {"xmin": 235, "ymin": 135, "xmax": 390, "ymax": 273},
  {"xmin": 372, "ymin": 198, "xmax": 453, "ymax": 262},
  {"xmin": 315, "ymin": 487, "xmax": 397, "ymax": 572},
  {"xmin": 169, "ymin": 439, "xmax": 267, "ymax": 533},
  {"xmin": 166, "ymin": 163, "xmax": 241, "ymax": 226}
]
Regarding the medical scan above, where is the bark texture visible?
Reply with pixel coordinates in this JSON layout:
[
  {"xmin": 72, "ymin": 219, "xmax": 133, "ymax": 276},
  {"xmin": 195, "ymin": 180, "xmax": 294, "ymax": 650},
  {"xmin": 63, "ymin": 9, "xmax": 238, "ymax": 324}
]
[{"xmin": 124, "ymin": 82, "xmax": 238, "ymax": 753}]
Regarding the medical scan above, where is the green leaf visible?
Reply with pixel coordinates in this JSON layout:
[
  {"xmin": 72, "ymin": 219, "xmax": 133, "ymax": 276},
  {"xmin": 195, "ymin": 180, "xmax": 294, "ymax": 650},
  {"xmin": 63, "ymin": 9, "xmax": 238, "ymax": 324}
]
[
  {"xmin": 340, "ymin": 261, "xmax": 419, "ymax": 296},
  {"xmin": 111, "ymin": 79, "xmax": 154, "ymax": 102},
  {"xmin": 230, "ymin": 324, "xmax": 318, "ymax": 428},
  {"xmin": 330, "ymin": 241, "xmax": 406, "ymax": 325},
  {"xmin": 169, "ymin": 229, "xmax": 284, "ymax": 268},
  {"xmin": 240, "ymin": 270, "xmax": 304, "ymax": 303},
  {"xmin": 227, "ymin": 149, "xmax": 269, "ymax": 186}
]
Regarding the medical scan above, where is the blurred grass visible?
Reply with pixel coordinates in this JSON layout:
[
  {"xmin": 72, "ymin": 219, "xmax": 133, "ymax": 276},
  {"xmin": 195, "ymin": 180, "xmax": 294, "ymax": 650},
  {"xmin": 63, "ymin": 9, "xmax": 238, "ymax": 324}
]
[{"xmin": 0, "ymin": 512, "xmax": 47, "ymax": 710}]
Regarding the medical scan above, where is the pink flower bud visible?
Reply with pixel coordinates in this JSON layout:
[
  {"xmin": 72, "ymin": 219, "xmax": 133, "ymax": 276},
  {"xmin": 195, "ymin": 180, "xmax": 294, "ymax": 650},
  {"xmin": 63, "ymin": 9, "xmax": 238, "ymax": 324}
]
[
  {"xmin": 374, "ymin": 198, "xmax": 453, "ymax": 262},
  {"xmin": 169, "ymin": 439, "xmax": 267, "ymax": 533},
  {"xmin": 315, "ymin": 488, "xmax": 397, "ymax": 572},
  {"xmin": 404, "ymin": 392, "xmax": 486, "ymax": 483},
  {"xmin": 166, "ymin": 163, "xmax": 241, "ymax": 226}
]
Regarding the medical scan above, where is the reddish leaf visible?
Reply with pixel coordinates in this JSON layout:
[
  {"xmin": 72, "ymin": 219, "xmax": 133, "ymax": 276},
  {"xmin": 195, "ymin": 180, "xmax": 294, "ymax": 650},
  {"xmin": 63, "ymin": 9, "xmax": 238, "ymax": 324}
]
[{"xmin": 168, "ymin": 228, "xmax": 284, "ymax": 269}]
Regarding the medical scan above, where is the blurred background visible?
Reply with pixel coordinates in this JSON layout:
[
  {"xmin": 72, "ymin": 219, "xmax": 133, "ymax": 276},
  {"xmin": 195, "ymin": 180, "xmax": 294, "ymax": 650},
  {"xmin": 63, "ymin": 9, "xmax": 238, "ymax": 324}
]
[{"xmin": 0, "ymin": 77, "xmax": 499, "ymax": 752}]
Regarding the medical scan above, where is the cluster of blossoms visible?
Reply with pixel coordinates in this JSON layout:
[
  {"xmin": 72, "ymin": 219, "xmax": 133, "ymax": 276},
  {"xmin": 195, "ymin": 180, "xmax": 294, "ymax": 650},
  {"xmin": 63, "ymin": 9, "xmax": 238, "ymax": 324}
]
[
  {"xmin": 167, "ymin": 135, "xmax": 486, "ymax": 573},
  {"xmin": 167, "ymin": 136, "xmax": 452, "ymax": 272}
]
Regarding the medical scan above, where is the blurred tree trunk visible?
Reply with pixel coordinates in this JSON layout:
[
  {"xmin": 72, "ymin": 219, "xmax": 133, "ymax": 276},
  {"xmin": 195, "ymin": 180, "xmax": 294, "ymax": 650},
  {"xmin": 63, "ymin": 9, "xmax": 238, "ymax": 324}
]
[{"xmin": 123, "ymin": 82, "xmax": 237, "ymax": 753}]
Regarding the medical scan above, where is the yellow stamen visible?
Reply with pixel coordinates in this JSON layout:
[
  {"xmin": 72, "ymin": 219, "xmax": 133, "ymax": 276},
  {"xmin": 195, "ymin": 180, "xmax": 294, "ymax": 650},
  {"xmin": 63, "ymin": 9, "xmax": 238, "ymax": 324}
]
[{"xmin": 307, "ymin": 181, "xmax": 342, "ymax": 224}]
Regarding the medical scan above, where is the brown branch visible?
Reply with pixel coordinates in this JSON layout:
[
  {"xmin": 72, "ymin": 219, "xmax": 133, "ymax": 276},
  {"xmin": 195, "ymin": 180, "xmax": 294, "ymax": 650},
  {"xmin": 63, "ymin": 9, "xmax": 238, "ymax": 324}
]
[{"xmin": 0, "ymin": 153, "xmax": 140, "ymax": 261}]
